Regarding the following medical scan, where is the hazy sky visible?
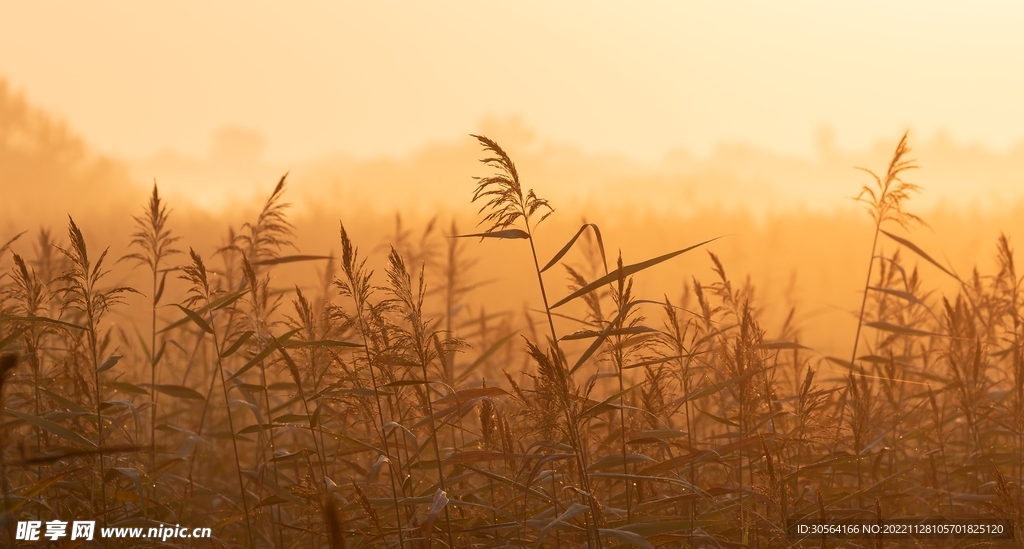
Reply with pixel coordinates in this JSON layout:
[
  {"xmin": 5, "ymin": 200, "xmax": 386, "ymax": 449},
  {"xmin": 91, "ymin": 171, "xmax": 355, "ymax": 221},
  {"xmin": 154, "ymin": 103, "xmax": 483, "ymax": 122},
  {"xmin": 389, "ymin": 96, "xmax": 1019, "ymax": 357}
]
[{"xmin": 3, "ymin": 2, "xmax": 1023, "ymax": 163}]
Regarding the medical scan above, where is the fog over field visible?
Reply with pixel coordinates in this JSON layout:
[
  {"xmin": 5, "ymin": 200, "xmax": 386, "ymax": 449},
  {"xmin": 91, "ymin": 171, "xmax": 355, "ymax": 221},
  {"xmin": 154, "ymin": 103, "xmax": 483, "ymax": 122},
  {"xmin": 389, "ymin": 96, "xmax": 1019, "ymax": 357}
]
[
  {"xmin": 4, "ymin": 4, "xmax": 1024, "ymax": 547},
  {"xmin": 5, "ymin": 78, "xmax": 1024, "ymax": 358}
]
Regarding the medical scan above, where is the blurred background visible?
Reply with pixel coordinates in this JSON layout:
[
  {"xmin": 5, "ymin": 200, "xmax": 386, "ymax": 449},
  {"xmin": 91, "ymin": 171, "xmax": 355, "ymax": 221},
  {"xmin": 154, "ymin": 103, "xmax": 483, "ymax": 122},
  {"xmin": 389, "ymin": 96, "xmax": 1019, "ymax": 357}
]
[{"xmin": 3, "ymin": 1, "xmax": 1024, "ymax": 357}]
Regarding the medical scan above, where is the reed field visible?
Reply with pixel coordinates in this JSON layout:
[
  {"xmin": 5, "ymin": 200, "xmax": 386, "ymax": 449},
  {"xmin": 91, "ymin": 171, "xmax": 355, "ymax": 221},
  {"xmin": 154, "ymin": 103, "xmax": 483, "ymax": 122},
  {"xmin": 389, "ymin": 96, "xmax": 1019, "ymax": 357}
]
[{"xmin": 4, "ymin": 129, "xmax": 1024, "ymax": 549}]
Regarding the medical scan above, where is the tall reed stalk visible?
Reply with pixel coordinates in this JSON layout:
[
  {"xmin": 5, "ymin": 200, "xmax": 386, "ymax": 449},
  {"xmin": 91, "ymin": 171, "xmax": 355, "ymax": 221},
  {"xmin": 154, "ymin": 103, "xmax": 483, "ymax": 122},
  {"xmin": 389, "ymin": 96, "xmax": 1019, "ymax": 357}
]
[
  {"xmin": 385, "ymin": 247, "xmax": 456, "ymax": 548},
  {"xmin": 122, "ymin": 184, "xmax": 180, "ymax": 470},
  {"xmin": 336, "ymin": 223, "xmax": 408, "ymax": 548},
  {"xmin": 56, "ymin": 217, "xmax": 137, "ymax": 530},
  {"xmin": 179, "ymin": 249, "xmax": 256, "ymax": 548},
  {"xmin": 849, "ymin": 132, "xmax": 920, "ymax": 369},
  {"xmin": 466, "ymin": 134, "xmax": 606, "ymax": 548}
]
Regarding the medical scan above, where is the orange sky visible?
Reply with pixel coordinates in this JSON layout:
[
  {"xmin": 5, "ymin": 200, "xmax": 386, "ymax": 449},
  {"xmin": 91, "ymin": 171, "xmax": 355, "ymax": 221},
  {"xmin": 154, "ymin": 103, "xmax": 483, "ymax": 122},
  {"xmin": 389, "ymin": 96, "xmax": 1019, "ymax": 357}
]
[{"xmin": 3, "ymin": 2, "xmax": 1024, "ymax": 166}]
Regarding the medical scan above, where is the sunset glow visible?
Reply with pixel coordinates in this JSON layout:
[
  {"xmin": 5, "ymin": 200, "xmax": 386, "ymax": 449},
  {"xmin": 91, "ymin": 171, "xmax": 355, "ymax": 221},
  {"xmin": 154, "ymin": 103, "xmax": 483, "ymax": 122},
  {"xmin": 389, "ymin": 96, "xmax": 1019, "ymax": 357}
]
[{"xmin": 4, "ymin": 5, "xmax": 1024, "ymax": 547}]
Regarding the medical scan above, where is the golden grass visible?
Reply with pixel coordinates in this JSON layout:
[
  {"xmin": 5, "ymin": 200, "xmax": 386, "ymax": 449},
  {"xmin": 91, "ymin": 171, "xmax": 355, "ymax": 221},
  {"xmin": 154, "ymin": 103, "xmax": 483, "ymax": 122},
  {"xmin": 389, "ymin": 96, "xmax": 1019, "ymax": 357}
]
[{"xmin": 1, "ymin": 132, "xmax": 1023, "ymax": 548}]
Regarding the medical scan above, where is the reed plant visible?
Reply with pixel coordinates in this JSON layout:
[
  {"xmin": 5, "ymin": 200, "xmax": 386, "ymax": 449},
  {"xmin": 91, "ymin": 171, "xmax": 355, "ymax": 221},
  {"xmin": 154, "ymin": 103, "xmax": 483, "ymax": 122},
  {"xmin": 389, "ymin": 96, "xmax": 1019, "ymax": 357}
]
[{"xmin": 1, "ymin": 131, "xmax": 1023, "ymax": 549}]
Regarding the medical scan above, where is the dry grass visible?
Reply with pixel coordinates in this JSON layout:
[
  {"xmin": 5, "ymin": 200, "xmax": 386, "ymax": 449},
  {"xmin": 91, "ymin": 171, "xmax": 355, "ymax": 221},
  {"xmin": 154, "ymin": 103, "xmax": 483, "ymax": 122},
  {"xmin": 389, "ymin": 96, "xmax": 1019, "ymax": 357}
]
[{"xmin": 1, "ymin": 133, "xmax": 1023, "ymax": 548}]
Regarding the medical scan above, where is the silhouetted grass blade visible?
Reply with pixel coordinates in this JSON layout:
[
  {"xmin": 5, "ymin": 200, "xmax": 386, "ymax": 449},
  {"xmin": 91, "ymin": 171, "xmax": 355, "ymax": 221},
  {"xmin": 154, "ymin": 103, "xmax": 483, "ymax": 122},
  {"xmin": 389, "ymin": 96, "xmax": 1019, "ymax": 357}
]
[
  {"xmin": 454, "ymin": 229, "xmax": 530, "ymax": 240},
  {"xmin": 540, "ymin": 223, "xmax": 607, "ymax": 273},
  {"xmin": 552, "ymin": 237, "xmax": 722, "ymax": 309},
  {"xmin": 881, "ymin": 230, "xmax": 958, "ymax": 280}
]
